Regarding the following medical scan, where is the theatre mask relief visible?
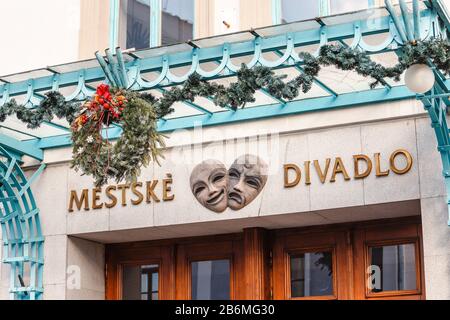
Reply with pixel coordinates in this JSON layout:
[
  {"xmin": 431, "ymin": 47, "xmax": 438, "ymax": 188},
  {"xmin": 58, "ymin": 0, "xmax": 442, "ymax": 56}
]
[{"xmin": 190, "ymin": 155, "xmax": 268, "ymax": 213}]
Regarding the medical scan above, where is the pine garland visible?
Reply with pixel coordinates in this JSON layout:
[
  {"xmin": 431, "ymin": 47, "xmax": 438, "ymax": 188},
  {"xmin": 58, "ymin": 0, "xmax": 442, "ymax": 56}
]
[
  {"xmin": 0, "ymin": 91, "xmax": 80, "ymax": 128},
  {"xmin": 153, "ymin": 39, "xmax": 449, "ymax": 113},
  {"xmin": 0, "ymin": 38, "xmax": 448, "ymax": 186}
]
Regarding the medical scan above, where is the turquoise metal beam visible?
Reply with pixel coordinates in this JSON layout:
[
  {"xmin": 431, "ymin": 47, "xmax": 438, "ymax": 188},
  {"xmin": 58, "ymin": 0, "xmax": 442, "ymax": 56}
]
[
  {"xmin": 95, "ymin": 51, "xmax": 116, "ymax": 86},
  {"xmin": 0, "ymin": 134, "xmax": 43, "ymax": 161},
  {"xmin": 41, "ymin": 121, "xmax": 70, "ymax": 132},
  {"xmin": 1, "ymin": 12, "xmax": 400, "ymax": 99},
  {"xmin": 260, "ymin": 88, "xmax": 286, "ymax": 105},
  {"xmin": 116, "ymin": 48, "xmax": 129, "ymax": 89},
  {"xmin": 204, "ymin": 95, "xmax": 234, "ymax": 112},
  {"xmin": 209, "ymin": 51, "xmax": 287, "ymax": 105},
  {"xmin": 156, "ymin": 85, "xmax": 415, "ymax": 132},
  {"xmin": 0, "ymin": 5, "xmax": 444, "ymax": 155},
  {"xmin": 156, "ymin": 88, "xmax": 213, "ymax": 116},
  {"xmin": 22, "ymin": 85, "xmax": 416, "ymax": 150},
  {"xmin": 385, "ymin": 0, "xmax": 408, "ymax": 43},
  {"xmin": 182, "ymin": 100, "xmax": 213, "ymax": 116},
  {"xmin": 0, "ymin": 125, "xmax": 41, "ymax": 139},
  {"xmin": 413, "ymin": 0, "xmax": 421, "ymax": 39},
  {"xmin": 418, "ymin": 93, "xmax": 450, "ymax": 100},
  {"xmin": 18, "ymin": 164, "xmax": 46, "ymax": 197},
  {"xmin": 432, "ymin": 0, "xmax": 450, "ymax": 33},
  {"xmin": 295, "ymin": 65, "xmax": 339, "ymax": 96},
  {"xmin": 399, "ymin": 0, "xmax": 415, "ymax": 42},
  {"xmin": 272, "ymin": 49, "xmax": 339, "ymax": 97},
  {"xmin": 0, "ymin": 146, "xmax": 45, "ymax": 299},
  {"xmin": 106, "ymin": 48, "xmax": 122, "ymax": 87}
]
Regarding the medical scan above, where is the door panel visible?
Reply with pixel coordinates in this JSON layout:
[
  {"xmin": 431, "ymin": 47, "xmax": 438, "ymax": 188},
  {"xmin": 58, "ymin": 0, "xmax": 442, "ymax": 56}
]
[
  {"xmin": 272, "ymin": 218, "xmax": 424, "ymax": 300},
  {"xmin": 175, "ymin": 238, "xmax": 245, "ymax": 300},
  {"xmin": 353, "ymin": 222, "xmax": 425, "ymax": 300},
  {"xmin": 272, "ymin": 230, "xmax": 351, "ymax": 300},
  {"xmin": 106, "ymin": 243, "xmax": 175, "ymax": 300}
]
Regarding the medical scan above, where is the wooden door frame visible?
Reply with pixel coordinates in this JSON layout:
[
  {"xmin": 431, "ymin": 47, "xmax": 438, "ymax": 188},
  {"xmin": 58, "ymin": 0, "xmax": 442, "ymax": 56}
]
[
  {"xmin": 105, "ymin": 241, "xmax": 176, "ymax": 300},
  {"xmin": 105, "ymin": 233, "xmax": 245, "ymax": 300},
  {"xmin": 271, "ymin": 216, "xmax": 424, "ymax": 300},
  {"xmin": 175, "ymin": 235, "xmax": 244, "ymax": 300},
  {"xmin": 105, "ymin": 216, "xmax": 424, "ymax": 300},
  {"xmin": 352, "ymin": 218, "xmax": 425, "ymax": 300},
  {"xmin": 271, "ymin": 227, "xmax": 350, "ymax": 300}
]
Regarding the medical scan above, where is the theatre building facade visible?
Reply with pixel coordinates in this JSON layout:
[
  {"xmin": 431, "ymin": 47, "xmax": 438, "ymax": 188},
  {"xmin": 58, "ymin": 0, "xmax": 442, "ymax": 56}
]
[
  {"xmin": 0, "ymin": 0, "xmax": 450, "ymax": 300},
  {"xmin": 29, "ymin": 108, "xmax": 447, "ymax": 300}
]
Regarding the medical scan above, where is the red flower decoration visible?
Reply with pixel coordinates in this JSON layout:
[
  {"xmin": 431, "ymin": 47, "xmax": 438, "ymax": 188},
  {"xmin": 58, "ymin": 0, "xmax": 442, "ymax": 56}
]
[{"xmin": 96, "ymin": 84, "xmax": 110, "ymax": 98}]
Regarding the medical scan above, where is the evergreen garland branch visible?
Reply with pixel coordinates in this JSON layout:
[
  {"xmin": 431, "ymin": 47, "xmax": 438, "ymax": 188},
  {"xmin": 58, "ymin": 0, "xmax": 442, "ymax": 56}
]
[
  {"xmin": 0, "ymin": 38, "xmax": 448, "ymax": 186},
  {"xmin": 152, "ymin": 39, "xmax": 449, "ymax": 113},
  {"xmin": 0, "ymin": 91, "xmax": 81, "ymax": 128},
  {"xmin": 1, "ymin": 39, "xmax": 448, "ymax": 126},
  {"xmin": 317, "ymin": 45, "xmax": 405, "ymax": 89}
]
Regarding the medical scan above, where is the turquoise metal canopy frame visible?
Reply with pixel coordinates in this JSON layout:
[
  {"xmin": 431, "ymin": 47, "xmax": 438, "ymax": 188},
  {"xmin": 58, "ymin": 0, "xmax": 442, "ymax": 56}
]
[
  {"xmin": 0, "ymin": 146, "xmax": 45, "ymax": 300},
  {"xmin": 0, "ymin": 1, "xmax": 447, "ymax": 150},
  {"xmin": 0, "ymin": 0, "xmax": 449, "ymax": 300}
]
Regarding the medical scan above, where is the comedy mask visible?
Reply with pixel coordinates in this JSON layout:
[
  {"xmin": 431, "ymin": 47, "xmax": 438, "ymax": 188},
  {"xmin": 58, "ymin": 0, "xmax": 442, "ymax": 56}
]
[{"xmin": 190, "ymin": 160, "xmax": 229, "ymax": 213}]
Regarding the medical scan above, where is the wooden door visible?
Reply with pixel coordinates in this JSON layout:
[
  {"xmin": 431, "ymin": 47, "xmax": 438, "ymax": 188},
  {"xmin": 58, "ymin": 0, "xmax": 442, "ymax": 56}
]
[
  {"xmin": 106, "ymin": 242, "xmax": 176, "ymax": 300},
  {"xmin": 271, "ymin": 217, "xmax": 424, "ymax": 300},
  {"xmin": 106, "ymin": 217, "xmax": 424, "ymax": 300},
  {"xmin": 175, "ymin": 235, "xmax": 245, "ymax": 300},
  {"xmin": 272, "ymin": 228, "xmax": 351, "ymax": 300},
  {"xmin": 352, "ymin": 220, "xmax": 425, "ymax": 300}
]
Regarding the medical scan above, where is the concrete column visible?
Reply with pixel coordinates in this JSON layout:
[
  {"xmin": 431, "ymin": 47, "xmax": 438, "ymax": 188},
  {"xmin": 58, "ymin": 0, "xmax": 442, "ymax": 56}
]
[
  {"xmin": 416, "ymin": 116, "xmax": 450, "ymax": 299},
  {"xmin": 420, "ymin": 196, "xmax": 450, "ymax": 299},
  {"xmin": 66, "ymin": 237, "xmax": 105, "ymax": 300},
  {"xmin": 43, "ymin": 235, "xmax": 68, "ymax": 300}
]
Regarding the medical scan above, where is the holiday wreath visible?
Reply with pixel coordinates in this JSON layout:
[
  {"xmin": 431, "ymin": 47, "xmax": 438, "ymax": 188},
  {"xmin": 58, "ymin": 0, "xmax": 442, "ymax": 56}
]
[{"xmin": 0, "ymin": 40, "xmax": 449, "ymax": 186}]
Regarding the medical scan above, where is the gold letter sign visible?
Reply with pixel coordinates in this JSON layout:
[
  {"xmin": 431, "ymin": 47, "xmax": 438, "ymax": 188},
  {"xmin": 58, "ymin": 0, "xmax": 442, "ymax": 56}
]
[
  {"xmin": 283, "ymin": 149, "xmax": 413, "ymax": 188},
  {"xmin": 68, "ymin": 174, "xmax": 175, "ymax": 212}
]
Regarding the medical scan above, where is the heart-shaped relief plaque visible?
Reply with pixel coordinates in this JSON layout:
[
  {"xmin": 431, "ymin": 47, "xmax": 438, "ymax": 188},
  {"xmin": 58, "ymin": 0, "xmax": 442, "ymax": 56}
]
[{"xmin": 189, "ymin": 154, "xmax": 268, "ymax": 213}]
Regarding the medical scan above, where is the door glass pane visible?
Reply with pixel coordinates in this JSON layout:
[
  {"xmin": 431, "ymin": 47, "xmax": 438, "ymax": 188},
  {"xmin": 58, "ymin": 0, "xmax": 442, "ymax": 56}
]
[
  {"xmin": 141, "ymin": 273, "xmax": 148, "ymax": 292},
  {"xmin": 151, "ymin": 272, "xmax": 158, "ymax": 292},
  {"xmin": 122, "ymin": 264, "xmax": 159, "ymax": 300},
  {"xmin": 120, "ymin": 0, "xmax": 151, "ymax": 50},
  {"xmin": 191, "ymin": 259, "xmax": 230, "ymax": 300},
  {"xmin": 369, "ymin": 244, "xmax": 417, "ymax": 293},
  {"xmin": 330, "ymin": 0, "xmax": 369, "ymax": 15},
  {"xmin": 290, "ymin": 251, "xmax": 333, "ymax": 297},
  {"xmin": 161, "ymin": 0, "xmax": 194, "ymax": 45},
  {"xmin": 281, "ymin": 0, "xmax": 319, "ymax": 23}
]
